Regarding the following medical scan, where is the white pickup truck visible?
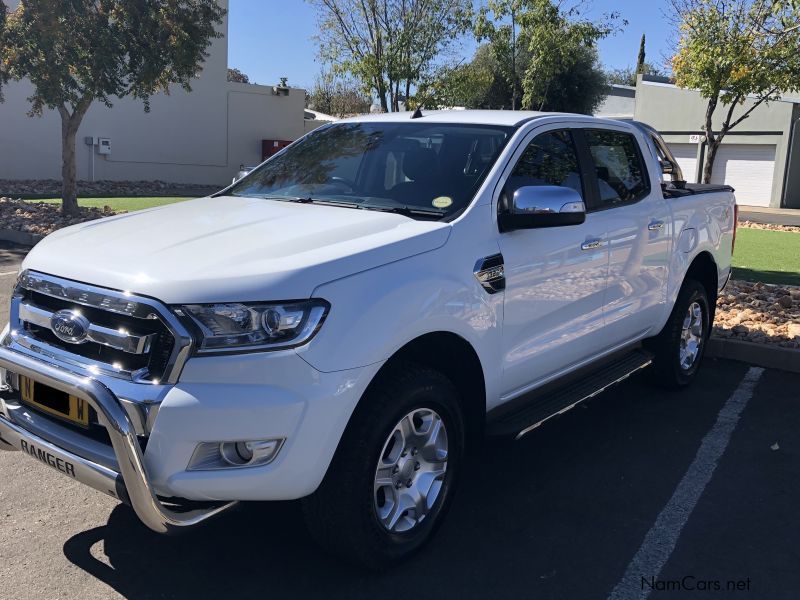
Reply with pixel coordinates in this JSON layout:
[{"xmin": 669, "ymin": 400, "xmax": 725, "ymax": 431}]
[{"xmin": 0, "ymin": 111, "xmax": 736, "ymax": 568}]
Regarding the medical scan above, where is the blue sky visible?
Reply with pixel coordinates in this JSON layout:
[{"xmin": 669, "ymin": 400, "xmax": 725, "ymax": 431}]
[{"xmin": 227, "ymin": 0, "xmax": 673, "ymax": 90}]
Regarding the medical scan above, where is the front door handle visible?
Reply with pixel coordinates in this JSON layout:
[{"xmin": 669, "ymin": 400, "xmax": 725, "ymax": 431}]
[
  {"xmin": 648, "ymin": 220, "xmax": 665, "ymax": 231},
  {"xmin": 580, "ymin": 239, "xmax": 604, "ymax": 251}
]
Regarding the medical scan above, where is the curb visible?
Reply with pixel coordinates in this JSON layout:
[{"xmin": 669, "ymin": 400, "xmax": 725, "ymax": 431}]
[
  {"xmin": 0, "ymin": 229, "xmax": 43, "ymax": 247},
  {"xmin": 707, "ymin": 337, "xmax": 800, "ymax": 373}
]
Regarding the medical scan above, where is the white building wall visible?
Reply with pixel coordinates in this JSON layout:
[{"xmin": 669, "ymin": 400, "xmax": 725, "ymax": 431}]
[{"xmin": 0, "ymin": 0, "xmax": 306, "ymax": 186}]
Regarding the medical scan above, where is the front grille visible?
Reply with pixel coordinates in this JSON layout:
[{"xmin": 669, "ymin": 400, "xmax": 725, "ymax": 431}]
[{"xmin": 8, "ymin": 271, "xmax": 192, "ymax": 383}]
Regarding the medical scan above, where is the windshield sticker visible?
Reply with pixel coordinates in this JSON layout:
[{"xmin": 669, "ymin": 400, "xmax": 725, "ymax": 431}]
[{"xmin": 432, "ymin": 196, "xmax": 453, "ymax": 209}]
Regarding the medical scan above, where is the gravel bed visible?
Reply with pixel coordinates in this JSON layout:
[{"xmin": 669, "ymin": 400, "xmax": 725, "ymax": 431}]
[
  {"xmin": 714, "ymin": 280, "xmax": 800, "ymax": 348},
  {"xmin": 0, "ymin": 178, "xmax": 221, "ymax": 198},
  {"xmin": 739, "ymin": 220, "xmax": 800, "ymax": 233},
  {"xmin": 0, "ymin": 197, "xmax": 117, "ymax": 236}
]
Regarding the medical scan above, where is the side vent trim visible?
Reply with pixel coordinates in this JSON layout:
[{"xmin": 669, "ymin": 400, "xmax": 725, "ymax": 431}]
[{"xmin": 474, "ymin": 254, "xmax": 505, "ymax": 294}]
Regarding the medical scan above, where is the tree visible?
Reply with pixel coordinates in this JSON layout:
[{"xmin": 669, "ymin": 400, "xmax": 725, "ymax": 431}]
[
  {"xmin": 307, "ymin": 70, "xmax": 372, "ymax": 116},
  {"xmin": 518, "ymin": 0, "xmax": 621, "ymax": 112},
  {"xmin": 227, "ymin": 67, "xmax": 250, "ymax": 84},
  {"xmin": 0, "ymin": 0, "xmax": 225, "ymax": 215},
  {"xmin": 606, "ymin": 62, "xmax": 667, "ymax": 86},
  {"xmin": 636, "ymin": 33, "xmax": 646, "ymax": 74},
  {"xmin": 0, "ymin": 5, "xmax": 7, "ymax": 102},
  {"xmin": 470, "ymin": 1, "xmax": 621, "ymax": 113},
  {"xmin": 670, "ymin": 0, "xmax": 800, "ymax": 182},
  {"xmin": 475, "ymin": 0, "xmax": 525, "ymax": 110},
  {"xmin": 526, "ymin": 44, "xmax": 609, "ymax": 114},
  {"xmin": 426, "ymin": 1, "xmax": 618, "ymax": 114},
  {"xmin": 417, "ymin": 45, "xmax": 503, "ymax": 108},
  {"xmin": 310, "ymin": 0, "xmax": 472, "ymax": 112}
]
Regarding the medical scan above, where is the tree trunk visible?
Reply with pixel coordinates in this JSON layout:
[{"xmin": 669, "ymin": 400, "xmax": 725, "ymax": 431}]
[
  {"xmin": 58, "ymin": 97, "xmax": 93, "ymax": 215},
  {"xmin": 59, "ymin": 113, "xmax": 80, "ymax": 216},
  {"xmin": 510, "ymin": 7, "xmax": 517, "ymax": 111},
  {"xmin": 703, "ymin": 138, "xmax": 721, "ymax": 184},
  {"xmin": 377, "ymin": 78, "xmax": 389, "ymax": 112},
  {"xmin": 701, "ymin": 96, "xmax": 719, "ymax": 184}
]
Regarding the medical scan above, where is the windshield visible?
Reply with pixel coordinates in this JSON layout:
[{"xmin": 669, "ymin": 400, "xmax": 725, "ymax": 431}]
[{"xmin": 228, "ymin": 121, "xmax": 513, "ymax": 219}]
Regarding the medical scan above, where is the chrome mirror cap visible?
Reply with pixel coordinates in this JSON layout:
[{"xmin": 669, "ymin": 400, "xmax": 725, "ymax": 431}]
[{"xmin": 499, "ymin": 185, "xmax": 586, "ymax": 232}]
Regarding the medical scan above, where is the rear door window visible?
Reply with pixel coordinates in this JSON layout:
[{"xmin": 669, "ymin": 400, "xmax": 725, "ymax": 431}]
[{"xmin": 584, "ymin": 129, "xmax": 649, "ymax": 208}]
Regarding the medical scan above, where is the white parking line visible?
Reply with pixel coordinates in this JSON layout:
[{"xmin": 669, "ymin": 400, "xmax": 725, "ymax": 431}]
[
  {"xmin": 607, "ymin": 366, "xmax": 765, "ymax": 600},
  {"xmin": 0, "ymin": 270, "xmax": 19, "ymax": 276}
]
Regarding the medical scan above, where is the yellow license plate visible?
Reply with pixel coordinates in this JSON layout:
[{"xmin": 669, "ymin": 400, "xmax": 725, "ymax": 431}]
[{"xmin": 19, "ymin": 375, "xmax": 89, "ymax": 428}]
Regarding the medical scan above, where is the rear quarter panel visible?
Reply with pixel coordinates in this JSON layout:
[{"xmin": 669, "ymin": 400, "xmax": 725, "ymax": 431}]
[{"xmin": 665, "ymin": 190, "xmax": 735, "ymax": 309}]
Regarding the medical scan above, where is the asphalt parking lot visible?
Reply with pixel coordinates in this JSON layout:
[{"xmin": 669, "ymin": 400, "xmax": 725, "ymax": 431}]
[{"xmin": 1, "ymin": 241, "xmax": 799, "ymax": 599}]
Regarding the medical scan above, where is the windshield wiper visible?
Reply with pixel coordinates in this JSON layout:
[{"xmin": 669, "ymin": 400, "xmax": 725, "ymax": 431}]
[
  {"xmin": 236, "ymin": 194, "xmax": 313, "ymax": 202},
  {"xmin": 240, "ymin": 194, "xmax": 442, "ymax": 217},
  {"xmin": 362, "ymin": 205, "xmax": 446, "ymax": 218},
  {"xmin": 242, "ymin": 194, "xmax": 363, "ymax": 209}
]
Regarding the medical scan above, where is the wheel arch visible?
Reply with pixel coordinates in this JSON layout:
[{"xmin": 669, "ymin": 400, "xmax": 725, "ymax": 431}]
[
  {"xmin": 361, "ymin": 331, "xmax": 487, "ymax": 447},
  {"xmin": 684, "ymin": 250, "xmax": 719, "ymax": 325}
]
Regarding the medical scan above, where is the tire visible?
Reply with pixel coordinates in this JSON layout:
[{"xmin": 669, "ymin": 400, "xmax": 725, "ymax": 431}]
[
  {"xmin": 302, "ymin": 361, "xmax": 465, "ymax": 570},
  {"xmin": 647, "ymin": 279, "xmax": 711, "ymax": 388}
]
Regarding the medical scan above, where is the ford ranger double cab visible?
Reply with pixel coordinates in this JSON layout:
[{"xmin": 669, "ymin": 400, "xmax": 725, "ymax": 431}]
[{"xmin": 0, "ymin": 111, "xmax": 736, "ymax": 568}]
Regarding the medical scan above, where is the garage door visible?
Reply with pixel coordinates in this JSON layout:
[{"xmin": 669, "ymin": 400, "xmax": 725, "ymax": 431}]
[
  {"xmin": 667, "ymin": 143, "xmax": 699, "ymax": 183},
  {"xmin": 709, "ymin": 144, "xmax": 776, "ymax": 207}
]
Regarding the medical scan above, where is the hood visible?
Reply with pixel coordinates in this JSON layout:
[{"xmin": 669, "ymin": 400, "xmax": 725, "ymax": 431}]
[{"xmin": 22, "ymin": 195, "xmax": 451, "ymax": 303}]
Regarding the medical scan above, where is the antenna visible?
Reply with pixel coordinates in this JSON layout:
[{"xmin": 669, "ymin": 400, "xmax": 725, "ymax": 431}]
[{"xmin": 411, "ymin": 107, "xmax": 423, "ymax": 119}]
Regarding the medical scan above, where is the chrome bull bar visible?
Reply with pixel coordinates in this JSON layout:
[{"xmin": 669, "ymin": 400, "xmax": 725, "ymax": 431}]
[{"xmin": 0, "ymin": 346, "xmax": 236, "ymax": 533}]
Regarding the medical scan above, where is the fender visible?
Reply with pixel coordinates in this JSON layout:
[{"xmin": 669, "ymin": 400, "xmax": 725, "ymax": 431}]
[{"xmin": 298, "ymin": 213, "xmax": 505, "ymax": 405}]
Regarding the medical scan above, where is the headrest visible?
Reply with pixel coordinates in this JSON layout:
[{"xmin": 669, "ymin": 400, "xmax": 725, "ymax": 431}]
[{"xmin": 403, "ymin": 148, "xmax": 438, "ymax": 182}]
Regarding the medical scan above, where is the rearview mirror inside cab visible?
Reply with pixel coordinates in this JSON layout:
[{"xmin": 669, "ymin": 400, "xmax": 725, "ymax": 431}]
[{"xmin": 498, "ymin": 185, "xmax": 586, "ymax": 232}]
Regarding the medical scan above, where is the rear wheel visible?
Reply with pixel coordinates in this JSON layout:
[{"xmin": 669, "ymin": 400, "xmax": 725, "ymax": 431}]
[
  {"xmin": 647, "ymin": 279, "xmax": 711, "ymax": 388},
  {"xmin": 302, "ymin": 361, "xmax": 465, "ymax": 569}
]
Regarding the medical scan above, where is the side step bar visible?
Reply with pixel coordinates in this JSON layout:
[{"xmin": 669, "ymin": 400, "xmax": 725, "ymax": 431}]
[{"xmin": 488, "ymin": 349, "xmax": 653, "ymax": 439}]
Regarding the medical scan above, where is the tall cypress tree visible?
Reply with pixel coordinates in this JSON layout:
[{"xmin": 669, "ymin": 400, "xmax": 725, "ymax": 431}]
[{"xmin": 636, "ymin": 34, "xmax": 646, "ymax": 74}]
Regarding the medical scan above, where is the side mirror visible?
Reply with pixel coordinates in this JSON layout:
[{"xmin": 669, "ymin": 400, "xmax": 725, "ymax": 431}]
[{"xmin": 498, "ymin": 185, "xmax": 586, "ymax": 232}]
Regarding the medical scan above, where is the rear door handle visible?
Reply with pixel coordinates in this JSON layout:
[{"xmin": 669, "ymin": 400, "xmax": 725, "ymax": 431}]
[
  {"xmin": 648, "ymin": 220, "xmax": 665, "ymax": 231},
  {"xmin": 580, "ymin": 239, "xmax": 604, "ymax": 251}
]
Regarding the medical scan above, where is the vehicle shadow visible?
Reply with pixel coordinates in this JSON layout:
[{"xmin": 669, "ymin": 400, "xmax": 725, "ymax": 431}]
[
  {"xmin": 0, "ymin": 241, "xmax": 28, "ymax": 270},
  {"xmin": 61, "ymin": 361, "xmax": 747, "ymax": 600}
]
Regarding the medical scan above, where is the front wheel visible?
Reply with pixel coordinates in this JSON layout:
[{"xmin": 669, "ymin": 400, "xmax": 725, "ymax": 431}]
[
  {"xmin": 647, "ymin": 279, "xmax": 711, "ymax": 388},
  {"xmin": 302, "ymin": 362, "xmax": 465, "ymax": 569}
]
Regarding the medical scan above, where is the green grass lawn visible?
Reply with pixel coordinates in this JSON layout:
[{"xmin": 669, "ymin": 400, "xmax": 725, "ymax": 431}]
[
  {"xmin": 732, "ymin": 228, "xmax": 800, "ymax": 286},
  {"xmin": 27, "ymin": 196, "xmax": 193, "ymax": 211}
]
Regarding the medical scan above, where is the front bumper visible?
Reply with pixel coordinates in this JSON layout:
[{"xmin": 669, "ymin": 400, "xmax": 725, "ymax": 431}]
[{"xmin": 0, "ymin": 346, "xmax": 234, "ymax": 533}]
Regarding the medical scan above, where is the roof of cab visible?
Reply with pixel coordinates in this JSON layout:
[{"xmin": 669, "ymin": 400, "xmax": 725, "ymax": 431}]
[{"xmin": 336, "ymin": 109, "xmax": 626, "ymax": 128}]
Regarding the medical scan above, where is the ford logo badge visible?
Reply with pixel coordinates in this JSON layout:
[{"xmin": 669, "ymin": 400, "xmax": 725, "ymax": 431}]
[{"xmin": 50, "ymin": 309, "xmax": 91, "ymax": 344}]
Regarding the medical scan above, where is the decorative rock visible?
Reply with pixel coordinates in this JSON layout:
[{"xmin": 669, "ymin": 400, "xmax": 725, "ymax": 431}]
[
  {"xmin": 714, "ymin": 279, "xmax": 800, "ymax": 349},
  {"xmin": 739, "ymin": 220, "xmax": 800, "ymax": 234},
  {"xmin": 0, "ymin": 178, "xmax": 219, "ymax": 199},
  {"xmin": 0, "ymin": 179, "xmax": 220, "ymax": 236}
]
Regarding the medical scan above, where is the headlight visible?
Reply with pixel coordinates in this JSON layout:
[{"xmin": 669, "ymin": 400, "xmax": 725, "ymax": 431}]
[{"xmin": 179, "ymin": 299, "xmax": 329, "ymax": 353}]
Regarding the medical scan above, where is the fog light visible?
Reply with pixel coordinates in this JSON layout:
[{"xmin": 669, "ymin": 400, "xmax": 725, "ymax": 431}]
[
  {"xmin": 220, "ymin": 439, "xmax": 281, "ymax": 467},
  {"xmin": 188, "ymin": 438, "xmax": 284, "ymax": 471}
]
